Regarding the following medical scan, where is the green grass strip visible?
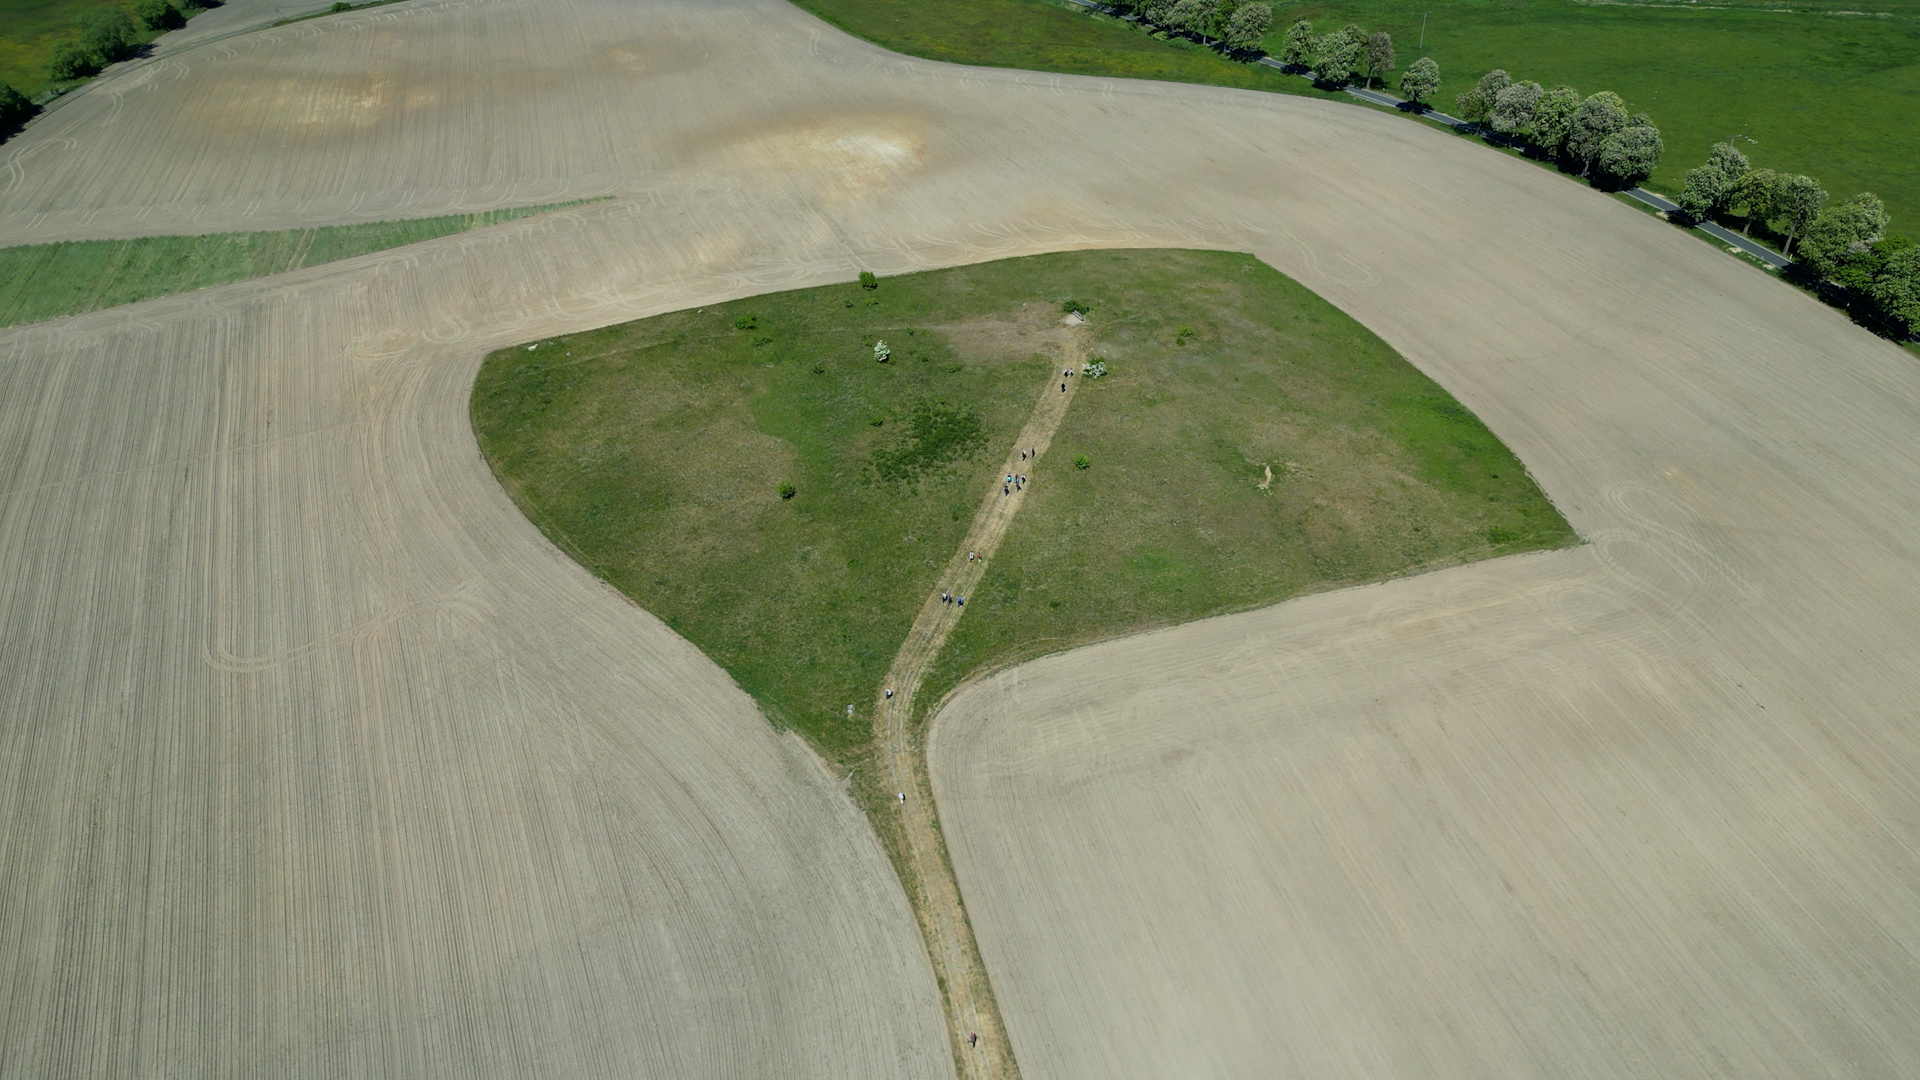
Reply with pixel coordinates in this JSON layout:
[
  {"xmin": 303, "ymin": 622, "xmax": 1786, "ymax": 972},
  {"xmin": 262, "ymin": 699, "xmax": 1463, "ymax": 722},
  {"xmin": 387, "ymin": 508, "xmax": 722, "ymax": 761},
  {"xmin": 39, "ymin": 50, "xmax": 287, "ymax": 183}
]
[
  {"xmin": 0, "ymin": 199, "xmax": 595, "ymax": 327},
  {"xmin": 473, "ymin": 248, "xmax": 1577, "ymax": 765}
]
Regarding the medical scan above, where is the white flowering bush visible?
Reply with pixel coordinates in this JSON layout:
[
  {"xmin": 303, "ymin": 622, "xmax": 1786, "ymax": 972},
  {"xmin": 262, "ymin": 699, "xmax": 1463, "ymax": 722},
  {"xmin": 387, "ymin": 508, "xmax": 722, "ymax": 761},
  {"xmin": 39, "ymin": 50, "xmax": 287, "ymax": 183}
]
[
  {"xmin": 1081, "ymin": 358, "xmax": 1107, "ymax": 378},
  {"xmin": 874, "ymin": 340, "xmax": 890, "ymax": 362}
]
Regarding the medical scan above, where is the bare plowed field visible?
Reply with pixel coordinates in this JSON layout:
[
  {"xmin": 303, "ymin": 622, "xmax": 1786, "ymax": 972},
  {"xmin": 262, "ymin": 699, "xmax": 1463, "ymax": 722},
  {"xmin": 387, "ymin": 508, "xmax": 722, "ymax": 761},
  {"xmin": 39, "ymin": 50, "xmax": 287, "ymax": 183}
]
[{"xmin": 2, "ymin": 0, "xmax": 1915, "ymax": 1075}]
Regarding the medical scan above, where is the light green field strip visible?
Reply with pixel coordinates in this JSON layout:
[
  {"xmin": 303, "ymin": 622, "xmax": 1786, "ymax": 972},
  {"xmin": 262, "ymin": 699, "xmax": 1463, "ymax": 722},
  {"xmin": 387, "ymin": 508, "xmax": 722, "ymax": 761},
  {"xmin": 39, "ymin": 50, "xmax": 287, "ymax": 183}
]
[{"xmin": 0, "ymin": 200, "xmax": 593, "ymax": 327}]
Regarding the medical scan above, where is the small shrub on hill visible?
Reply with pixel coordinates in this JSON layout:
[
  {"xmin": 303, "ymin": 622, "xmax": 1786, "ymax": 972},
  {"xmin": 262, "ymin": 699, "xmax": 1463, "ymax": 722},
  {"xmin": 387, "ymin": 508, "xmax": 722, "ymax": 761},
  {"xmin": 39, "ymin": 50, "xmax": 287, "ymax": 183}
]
[{"xmin": 135, "ymin": 0, "xmax": 185, "ymax": 32}]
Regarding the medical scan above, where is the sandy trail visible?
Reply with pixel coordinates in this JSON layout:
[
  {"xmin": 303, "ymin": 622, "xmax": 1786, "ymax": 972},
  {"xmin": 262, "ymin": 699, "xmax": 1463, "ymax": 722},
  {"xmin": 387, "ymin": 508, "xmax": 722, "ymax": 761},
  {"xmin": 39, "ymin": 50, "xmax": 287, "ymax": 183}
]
[
  {"xmin": 1, "ymin": 0, "xmax": 1917, "ymax": 1075},
  {"xmin": 877, "ymin": 327, "xmax": 1086, "ymax": 1079}
]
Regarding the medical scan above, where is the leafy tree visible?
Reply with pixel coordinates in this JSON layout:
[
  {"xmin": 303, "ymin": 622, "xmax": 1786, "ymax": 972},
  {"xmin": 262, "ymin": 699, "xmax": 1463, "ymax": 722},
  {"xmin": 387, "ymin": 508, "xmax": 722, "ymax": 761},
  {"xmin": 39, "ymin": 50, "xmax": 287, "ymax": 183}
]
[
  {"xmin": 1566, "ymin": 91, "xmax": 1627, "ymax": 176},
  {"xmin": 1362, "ymin": 31, "xmax": 1394, "ymax": 89},
  {"xmin": 1310, "ymin": 27, "xmax": 1361, "ymax": 85},
  {"xmin": 78, "ymin": 8, "xmax": 139, "ymax": 65},
  {"xmin": 1453, "ymin": 69, "xmax": 1510, "ymax": 125},
  {"xmin": 1675, "ymin": 140, "xmax": 1751, "ymax": 219},
  {"xmin": 0, "ymin": 83, "xmax": 33, "ymax": 128},
  {"xmin": 1528, "ymin": 85, "xmax": 1580, "ymax": 158},
  {"xmin": 48, "ymin": 43, "xmax": 99, "ymax": 81},
  {"xmin": 1168, "ymin": 0, "xmax": 1209, "ymax": 39},
  {"xmin": 1868, "ymin": 244, "xmax": 1920, "ymax": 334},
  {"xmin": 1798, "ymin": 192, "xmax": 1889, "ymax": 276},
  {"xmin": 1141, "ymin": 0, "xmax": 1177, "ymax": 23},
  {"xmin": 1204, "ymin": 0, "xmax": 1243, "ymax": 44},
  {"xmin": 1224, "ymin": 3, "xmax": 1272, "ymax": 53},
  {"xmin": 1489, "ymin": 80, "xmax": 1544, "ymax": 137},
  {"xmin": 1729, "ymin": 168, "xmax": 1779, "ymax": 234},
  {"xmin": 1773, "ymin": 174, "xmax": 1828, "ymax": 255},
  {"xmin": 1704, "ymin": 141, "xmax": 1751, "ymax": 192},
  {"xmin": 135, "ymin": 0, "xmax": 184, "ymax": 31},
  {"xmin": 1831, "ymin": 234, "xmax": 1910, "ymax": 294},
  {"xmin": 1397, "ymin": 56, "xmax": 1440, "ymax": 107},
  {"xmin": 1597, "ymin": 116, "xmax": 1662, "ymax": 186},
  {"xmin": 1279, "ymin": 18, "xmax": 1314, "ymax": 65}
]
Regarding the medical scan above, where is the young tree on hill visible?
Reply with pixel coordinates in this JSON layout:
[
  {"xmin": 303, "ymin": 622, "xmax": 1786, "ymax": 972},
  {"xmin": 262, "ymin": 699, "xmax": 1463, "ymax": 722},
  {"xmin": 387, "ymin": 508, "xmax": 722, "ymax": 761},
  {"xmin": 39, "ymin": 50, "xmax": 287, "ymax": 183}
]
[
  {"xmin": 1279, "ymin": 18, "xmax": 1314, "ymax": 65},
  {"xmin": 1489, "ymin": 80, "xmax": 1544, "ymax": 138},
  {"xmin": 1566, "ymin": 91, "xmax": 1627, "ymax": 176},
  {"xmin": 135, "ymin": 0, "xmax": 185, "ymax": 31},
  {"xmin": 1528, "ymin": 85, "xmax": 1580, "ymax": 159},
  {"xmin": 1773, "ymin": 174, "xmax": 1828, "ymax": 255},
  {"xmin": 1798, "ymin": 192, "xmax": 1889, "ymax": 276},
  {"xmin": 1362, "ymin": 31, "xmax": 1394, "ymax": 89},
  {"xmin": 1453, "ymin": 69, "xmax": 1510, "ymax": 125},
  {"xmin": 1676, "ymin": 141, "xmax": 1751, "ymax": 219},
  {"xmin": 1309, "ymin": 27, "xmax": 1361, "ymax": 84},
  {"xmin": 1398, "ymin": 56, "xmax": 1440, "ymax": 108},
  {"xmin": 1597, "ymin": 115, "xmax": 1663, "ymax": 186},
  {"xmin": 1224, "ymin": 3, "xmax": 1272, "ymax": 53},
  {"xmin": 78, "ymin": 8, "xmax": 138, "ymax": 65}
]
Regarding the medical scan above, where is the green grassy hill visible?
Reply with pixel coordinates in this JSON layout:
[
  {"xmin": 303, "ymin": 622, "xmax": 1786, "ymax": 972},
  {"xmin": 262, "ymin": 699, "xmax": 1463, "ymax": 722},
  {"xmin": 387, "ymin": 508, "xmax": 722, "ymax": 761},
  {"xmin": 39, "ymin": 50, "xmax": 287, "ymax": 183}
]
[
  {"xmin": 793, "ymin": 0, "xmax": 1920, "ymax": 236},
  {"xmin": 472, "ymin": 249, "xmax": 1575, "ymax": 765}
]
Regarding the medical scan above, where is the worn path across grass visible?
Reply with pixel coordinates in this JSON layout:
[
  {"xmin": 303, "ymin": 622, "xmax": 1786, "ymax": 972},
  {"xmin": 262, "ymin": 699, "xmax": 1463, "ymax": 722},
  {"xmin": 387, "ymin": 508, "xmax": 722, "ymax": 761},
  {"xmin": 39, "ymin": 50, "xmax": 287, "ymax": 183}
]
[{"xmin": 875, "ymin": 325, "xmax": 1084, "ymax": 1080}]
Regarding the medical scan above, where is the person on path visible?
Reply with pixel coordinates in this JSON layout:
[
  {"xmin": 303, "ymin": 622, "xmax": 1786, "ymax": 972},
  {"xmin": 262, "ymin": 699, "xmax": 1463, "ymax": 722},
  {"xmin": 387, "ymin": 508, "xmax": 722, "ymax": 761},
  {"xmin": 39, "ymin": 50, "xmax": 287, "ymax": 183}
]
[
  {"xmin": 969, "ymin": 1032, "xmax": 978, "ymax": 1048},
  {"xmin": 957, "ymin": 596, "xmax": 964, "ymax": 606},
  {"xmin": 1003, "ymin": 485, "xmax": 1009, "ymax": 496},
  {"xmin": 885, "ymin": 687, "xmax": 894, "ymax": 699},
  {"xmin": 1061, "ymin": 383, "xmax": 1065, "ymax": 392},
  {"xmin": 898, "ymin": 792, "xmax": 906, "ymax": 803}
]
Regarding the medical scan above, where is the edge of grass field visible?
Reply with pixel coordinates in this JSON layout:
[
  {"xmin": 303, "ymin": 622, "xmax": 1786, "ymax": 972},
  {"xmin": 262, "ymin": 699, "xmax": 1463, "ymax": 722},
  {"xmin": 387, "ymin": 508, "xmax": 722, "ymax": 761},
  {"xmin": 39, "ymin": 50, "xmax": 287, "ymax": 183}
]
[{"xmin": 787, "ymin": 0, "xmax": 1916, "ymax": 350}]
